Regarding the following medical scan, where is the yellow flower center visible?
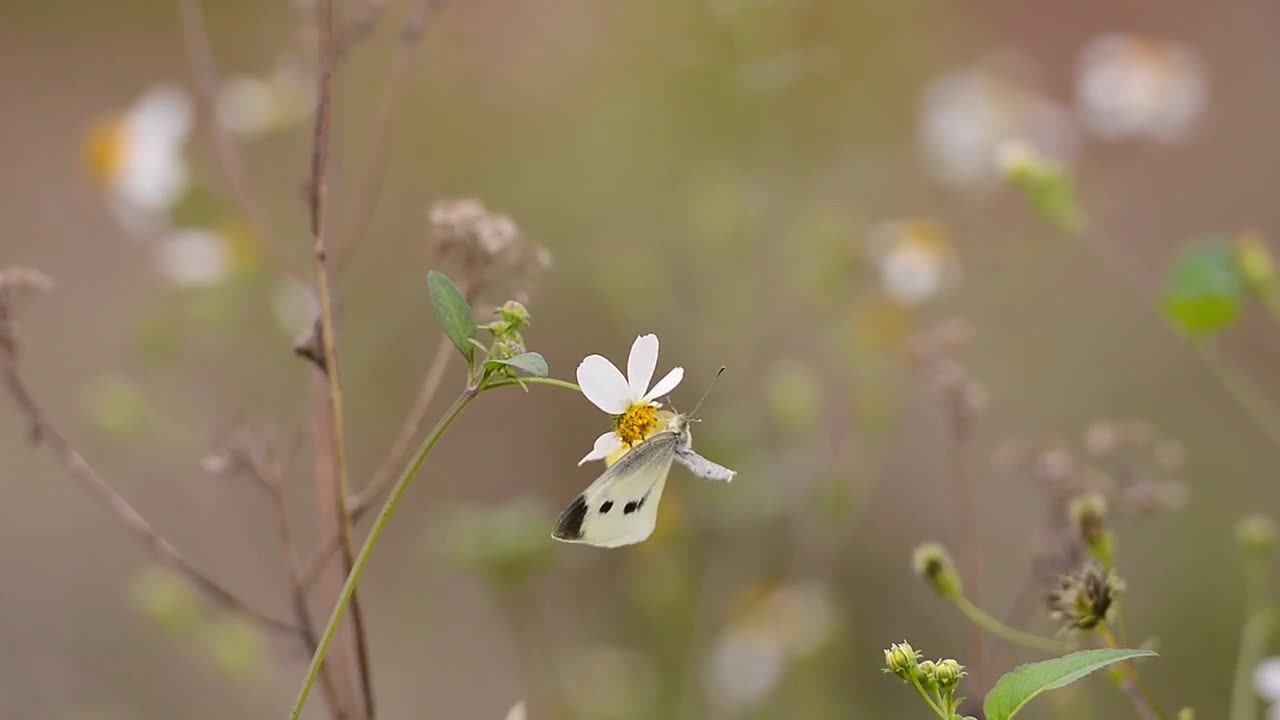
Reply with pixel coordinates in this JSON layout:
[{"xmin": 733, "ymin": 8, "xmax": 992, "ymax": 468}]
[
  {"xmin": 615, "ymin": 402, "xmax": 659, "ymax": 448},
  {"xmin": 86, "ymin": 116, "xmax": 126, "ymax": 185}
]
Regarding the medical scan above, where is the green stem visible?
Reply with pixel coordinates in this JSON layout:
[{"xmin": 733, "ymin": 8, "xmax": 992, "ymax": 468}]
[
  {"xmin": 1194, "ymin": 341, "xmax": 1280, "ymax": 449},
  {"xmin": 1230, "ymin": 557, "xmax": 1274, "ymax": 720},
  {"xmin": 485, "ymin": 376, "xmax": 582, "ymax": 393},
  {"xmin": 288, "ymin": 373, "xmax": 583, "ymax": 718},
  {"xmin": 289, "ymin": 390, "xmax": 474, "ymax": 719},
  {"xmin": 910, "ymin": 678, "xmax": 951, "ymax": 720},
  {"xmin": 1100, "ymin": 623, "xmax": 1168, "ymax": 720},
  {"xmin": 951, "ymin": 594, "xmax": 1068, "ymax": 654}
]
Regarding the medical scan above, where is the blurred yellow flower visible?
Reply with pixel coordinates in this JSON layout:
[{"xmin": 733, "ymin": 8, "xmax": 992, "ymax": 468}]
[
  {"xmin": 85, "ymin": 85, "xmax": 193, "ymax": 221},
  {"xmin": 866, "ymin": 220, "xmax": 957, "ymax": 307}
]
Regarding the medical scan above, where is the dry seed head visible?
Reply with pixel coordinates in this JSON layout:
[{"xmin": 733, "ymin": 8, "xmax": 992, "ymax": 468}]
[
  {"xmin": 912, "ymin": 543, "xmax": 963, "ymax": 599},
  {"xmin": 1048, "ymin": 564, "xmax": 1123, "ymax": 630}
]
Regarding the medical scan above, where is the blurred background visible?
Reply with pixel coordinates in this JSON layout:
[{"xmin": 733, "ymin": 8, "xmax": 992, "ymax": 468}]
[{"xmin": 2, "ymin": 0, "xmax": 1279, "ymax": 718}]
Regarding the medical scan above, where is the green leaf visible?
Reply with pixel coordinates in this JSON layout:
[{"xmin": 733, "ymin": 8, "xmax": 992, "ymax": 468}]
[
  {"xmin": 1163, "ymin": 240, "xmax": 1247, "ymax": 337},
  {"xmin": 983, "ymin": 648, "xmax": 1157, "ymax": 720},
  {"xmin": 427, "ymin": 271, "xmax": 475, "ymax": 361},
  {"xmin": 488, "ymin": 352, "xmax": 548, "ymax": 377}
]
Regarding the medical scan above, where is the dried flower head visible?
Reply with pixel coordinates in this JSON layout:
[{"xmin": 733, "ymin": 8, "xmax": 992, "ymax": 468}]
[
  {"xmin": 1048, "ymin": 564, "xmax": 1123, "ymax": 630},
  {"xmin": 427, "ymin": 198, "xmax": 551, "ymax": 304},
  {"xmin": 913, "ymin": 543, "xmax": 963, "ymax": 599}
]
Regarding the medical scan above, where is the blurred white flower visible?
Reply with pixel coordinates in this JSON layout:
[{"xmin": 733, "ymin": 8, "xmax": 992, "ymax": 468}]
[
  {"xmin": 271, "ymin": 277, "xmax": 318, "ymax": 339},
  {"xmin": 866, "ymin": 221, "xmax": 956, "ymax": 306},
  {"xmin": 562, "ymin": 646, "xmax": 657, "ymax": 719},
  {"xmin": 704, "ymin": 583, "xmax": 837, "ymax": 711},
  {"xmin": 576, "ymin": 334, "xmax": 684, "ymax": 465},
  {"xmin": 919, "ymin": 54, "xmax": 1076, "ymax": 188},
  {"xmin": 86, "ymin": 85, "xmax": 193, "ymax": 219},
  {"xmin": 1076, "ymin": 34, "xmax": 1207, "ymax": 143},
  {"xmin": 217, "ymin": 62, "xmax": 309, "ymax": 137},
  {"xmin": 1256, "ymin": 657, "xmax": 1280, "ymax": 718},
  {"xmin": 153, "ymin": 229, "xmax": 232, "ymax": 288},
  {"xmin": 503, "ymin": 701, "xmax": 526, "ymax": 720}
]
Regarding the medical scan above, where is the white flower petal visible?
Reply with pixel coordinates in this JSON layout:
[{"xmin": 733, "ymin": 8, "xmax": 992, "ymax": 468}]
[
  {"xmin": 627, "ymin": 334, "xmax": 659, "ymax": 399},
  {"xmin": 1257, "ymin": 658, "xmax": 1280, "ymax": 701},
  {"xmin": 579, "ymin": 432, "xmax": 623, "ymax": 465},
  {"xmin": 643, "ymin": 367, "xmax": 684, "ymax": 402},
  {"xmin": 577, "ymin": 355, "xmax": 632, "ymax": 414}
]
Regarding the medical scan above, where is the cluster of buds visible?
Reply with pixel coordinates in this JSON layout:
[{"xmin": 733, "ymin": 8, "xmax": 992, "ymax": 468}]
[
  {"xmin": 479, "ymin": 300, "xmax": 531, "ymax": 362},
  {"xmin": 913, "ymin": 543, "xmax": 964, "ymax": 600},
  {"xmin": 1048, "ymin": 563, "xmax": 1124, "ymax": 631},
  {"xmin": 426, "ymin": 198, "xmax": 551, "ymax": 305},
  {"xmin": 883, "ymin": 642, "xmax": 974, "ymax": 719}
]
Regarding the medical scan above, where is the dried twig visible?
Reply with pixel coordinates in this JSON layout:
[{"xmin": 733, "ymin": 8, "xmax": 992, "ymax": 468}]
[
  {"xmin": 177, "ymin": 0, "xmax": 304, "ymax": 281},
  {"xmin": 0, "ymin": 274, "xmax": 298, "ymax": 637},
  {"xmin": 334, "ymin": 0, "xmax": 446, "ymax": 268},
  {"xmin": 306, "ymin": 0, "xmax": 376, "ymax": 716},
  {"xmin": 298, "ymin": 335, "xmax": 454, "ymax": 588}
]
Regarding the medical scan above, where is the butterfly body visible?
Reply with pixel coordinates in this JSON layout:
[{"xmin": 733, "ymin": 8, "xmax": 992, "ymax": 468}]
[{"xmin": 553, "ymin": 414, "xmax": 734, "ymax": 548}]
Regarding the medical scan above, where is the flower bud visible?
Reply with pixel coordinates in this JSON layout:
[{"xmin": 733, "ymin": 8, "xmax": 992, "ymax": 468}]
[
  {"xmin": 1236, "ymin": 233, "xmax": 1276, "ymax": 296},
  {"xmin": 883, "ymin": 641, "xmax": 921, "ymax": 680},
  {"xmin": 913, "ymin": 543, "xmax": 963, "ymax": 599},
  {"xmin": 1236, "ymin": 514, "xmax": 1276, "ymax": 557},
  {"xmin": 1069, "ymin": 493, "xmax": 1115, "ymax": 566},
  {"xmin": 934, "ymin": 658, "xmax": 966, "ymax": 690},
  {"xmin": 915, "ymin": 660, "xmax": 938, "ymax": 690},
  {"xmin": 498, "ymin": 300, "xmax": 531, "ymax": 329}
]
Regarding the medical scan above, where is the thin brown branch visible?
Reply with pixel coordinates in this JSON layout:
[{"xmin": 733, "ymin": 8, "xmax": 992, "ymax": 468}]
[
  {"xmin": 176, "ymin": 0, "xmax": 304, "ymax": 281},
  {"xmin": 229, "ymin": 444, "xmax": 347, "ymax": 720},
  {"xmin": 307, "ymin": 0, "xmax": 376, "ymax": 717},
  {"xmin": 333, "ymin": 0, "xmax": 446, "ymax": 269},
  {"xmin": 297, "ymin": 334, "xmax": 454, "ymax": 590},
  {"xmin": 0, "ymin": 353, "xmax": 298, "ymax": 636}
]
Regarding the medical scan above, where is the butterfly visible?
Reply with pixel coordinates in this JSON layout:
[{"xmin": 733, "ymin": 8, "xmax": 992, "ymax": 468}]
[{"xmin": 553, "ymin": 373, "xmax": 735, "ymax": 548}]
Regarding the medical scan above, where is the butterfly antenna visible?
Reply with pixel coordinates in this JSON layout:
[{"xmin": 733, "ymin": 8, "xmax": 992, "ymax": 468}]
[{"xmin": 688, "ymin": 366, "xmax": 726, "ymax": 419}]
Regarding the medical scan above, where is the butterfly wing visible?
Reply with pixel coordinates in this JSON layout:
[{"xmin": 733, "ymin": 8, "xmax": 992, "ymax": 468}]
[{"xmin": 553, "ymin": 432, "xmax": 678, "ymax": 548}]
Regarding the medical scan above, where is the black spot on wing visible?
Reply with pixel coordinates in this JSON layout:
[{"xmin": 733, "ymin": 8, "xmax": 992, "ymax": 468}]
[
  {"xmin": 600, "ymin": 500, "xmax": 614, "ymax": 514},
  {"xmin": 623, "ymin": 501, "xmax": 638, "ymax": 514},
  {"xmin": 553, "ymin": 494, "xmax": 589, "ymax": 540}
]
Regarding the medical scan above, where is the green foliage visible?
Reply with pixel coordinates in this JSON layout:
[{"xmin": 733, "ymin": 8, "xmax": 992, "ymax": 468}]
[
  {"xmin": 983, "ymin": 649, "xmax": 1157, "ymax": 720},
  {"xmin": 487, "ymin": 351, "xmax": 548, "ymax": 378},
  {"xmin": 1163, "ymin": 239, "xmax": 1247, "ymax": 337},
  {"xmin": 427, "ymin": 270, "xmax": 475, "ymax": 362}
]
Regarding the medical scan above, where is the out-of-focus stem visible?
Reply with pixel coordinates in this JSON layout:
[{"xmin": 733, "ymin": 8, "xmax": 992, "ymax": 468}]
[
  {"xmin": 1230, "ymin": 556, "xmax": 1274, "ymax": 720},
  {"xmin": 951, "ymin": 594, "xmax": 1067, "ymax": 655}
]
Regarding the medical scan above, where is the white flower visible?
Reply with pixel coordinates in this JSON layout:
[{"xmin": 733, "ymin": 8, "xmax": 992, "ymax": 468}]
[
  {"xmin": 867, "ymin": 221, "xmax": 956, "ymax": 306},
  {"xmin": 153, "ymin": 229, "xmax": 232, "ymax": 288},
  {"xmin": 576, "ymin": 334, "xmax": 684, "ymax": 465},
  {"xmin": 503, "ymin": 702, "xmax": 526, "ymax": 720},
  {"xmin": 1257, "ymin": 657, "xmax": 1280, "ymax": 718},
  {"xmin": 919, "ymin": 54, "xmax": 1076, "ymax": 189},
  {"xmin": 1076, "ymin": 34, "xmax": 1207, "ymax": 144},
  {"xmin": 86, "ymin": 85, "xmax": 193, "ymax": 219}
]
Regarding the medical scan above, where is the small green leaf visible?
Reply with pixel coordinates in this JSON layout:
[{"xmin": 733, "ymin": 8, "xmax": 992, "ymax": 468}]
[
  {"xmin": 427, "ymin": 271, "xmax": 475, "ymax": 361},
  {"xmin": 984, "ymin": 649, "xmax": 1157, "ymax": 720},
  {"xmin": 489, "ymin": 352, "xmax": 548, "ymax": 377},
  {"xmin": 1163, "ymin": 240, "xmax": 1247, "ymax": 337}
]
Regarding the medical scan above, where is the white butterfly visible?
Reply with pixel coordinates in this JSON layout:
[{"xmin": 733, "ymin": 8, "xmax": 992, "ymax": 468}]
[{"xmin": 552, "ymin": 411, "xmax": 735, "ymax": 548}]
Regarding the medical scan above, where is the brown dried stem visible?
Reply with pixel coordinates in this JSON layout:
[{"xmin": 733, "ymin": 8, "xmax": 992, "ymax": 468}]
[
  {"xmin": 0, "ymin": 321, "xmax": 298, "ymax": 637},
  {"xmin": 307, "ymin": 0, "xmax": 376, "ymax": 716},
  {"xmin": 177, "ymin": 0, "xmax": 304, "ymax": 281},
  {"xmin": 334, "ymin": 0, "xmax": 446, "ymax": 269}
]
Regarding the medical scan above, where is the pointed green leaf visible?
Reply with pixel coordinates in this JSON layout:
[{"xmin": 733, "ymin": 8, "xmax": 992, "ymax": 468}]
[
  {"xmin": 984, "ymin": 649, "xmax": 1157, "ymax": 720},
  {"xmin": 488, "ymin": 352, "xmax": 548, "ymax": 377},
  {"xmin": 1163, "ymin": 239, "xmax": 1247, "ymax": 337},
  {"xmin": 427, "ymin": 271, "xmax": 475, "ymax": 361}
]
